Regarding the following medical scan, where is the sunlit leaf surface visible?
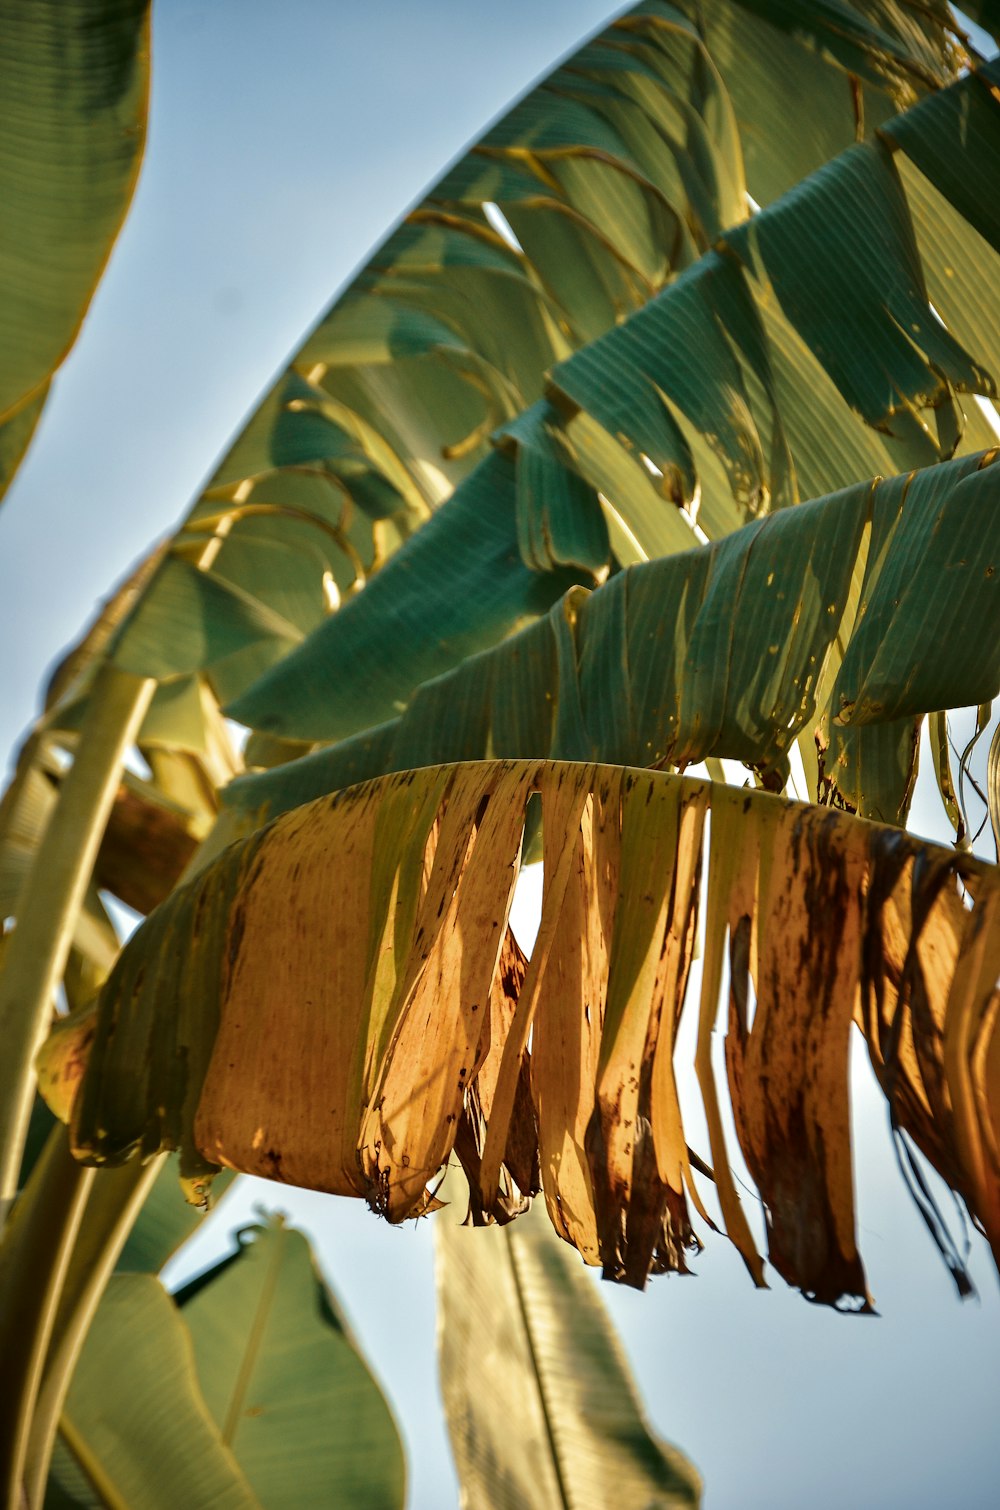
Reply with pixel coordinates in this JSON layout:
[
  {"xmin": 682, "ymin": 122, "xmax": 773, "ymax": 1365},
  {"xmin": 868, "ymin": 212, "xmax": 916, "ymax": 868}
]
[
  {"xmin": 225, "ymin": 449, "xmax": 1000, "ymax": 828},
  {"xmin": 50, "ymin": 760, "xmax": 1000, "ymax": 1306},
  {"xmin": 88, "ymin": 1, "xmax": 975, "ymax": 718}
]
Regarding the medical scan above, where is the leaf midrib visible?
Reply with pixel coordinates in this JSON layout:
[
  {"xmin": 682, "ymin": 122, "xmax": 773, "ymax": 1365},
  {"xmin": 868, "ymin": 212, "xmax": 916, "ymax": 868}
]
[
  {"xmin": 220, "ymin": 1224, "xmax": 286, "ymax": 1448},
  {"xmin": 507, "ymin": 1233, "xmax": 571, "ymax": 1510},
  {"xmin": 58, "ymin": 1415, "xmax": 130, "ymax": 1510}
]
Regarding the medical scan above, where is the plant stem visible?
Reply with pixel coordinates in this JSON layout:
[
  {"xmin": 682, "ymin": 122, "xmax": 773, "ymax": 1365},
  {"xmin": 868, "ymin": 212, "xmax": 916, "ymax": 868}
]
[
  {"xmin": 0, "ymin": 661, "xmax": 154, "ymax": 1221},
  {"xmin": 23, "ymin": 1149, "xmax": 166, "ymax": 1508},
  {"xmin": 0, "ymin": 1129, "xmax": 95, "ymax": 1508}
]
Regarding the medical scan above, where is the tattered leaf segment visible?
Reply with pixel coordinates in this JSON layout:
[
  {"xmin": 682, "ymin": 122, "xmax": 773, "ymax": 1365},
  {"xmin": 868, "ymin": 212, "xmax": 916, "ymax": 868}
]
[
  {"xmin": 224, "ymin": 449, "xmax": 1000, "ymax": 830},
  {"xmin": 0, "ymin": 0, "xmax": 149, "ymax": 503},
  {"xmin": 48, "ymin": 1219, "xmax": 406, "ymax": 1510},
  {"xmin": 43, "ymin": 761, "xmax": 1000, "ymax": 1307},
  {"xmin": 77, "ymin": 0, "xmax": 991, "ymax": 730},
  {"xmin": 437, "ymin": 1204, "xmax": 700, "ymax": 1509}
]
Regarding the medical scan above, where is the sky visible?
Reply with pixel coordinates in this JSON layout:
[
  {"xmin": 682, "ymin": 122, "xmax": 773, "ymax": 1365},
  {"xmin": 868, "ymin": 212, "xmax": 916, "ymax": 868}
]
[{"xmin": 1, "ymin": 3, "xmax": 999, "ymax": 1507}]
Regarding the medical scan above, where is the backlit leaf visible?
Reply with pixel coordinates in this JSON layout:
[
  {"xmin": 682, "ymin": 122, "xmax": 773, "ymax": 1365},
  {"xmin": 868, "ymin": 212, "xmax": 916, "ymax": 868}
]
[
  {"xmin": 224, "ymin": 450, "xmax": 1000, "ymax": 827},
  {"xmin": 93, "ymin": 1, "xmax": 966, "ymax": 717},
  {"xmin": 54, "ymin": 760, "xmax": 1000, "ymax": 1306},
  {"xmin": 175, "ymin": 1217, "xmax": 405, "ymax": 1510},
  {"xmin": 225, "ymin": 60, "xmax": 1000, "ymax": 744}
]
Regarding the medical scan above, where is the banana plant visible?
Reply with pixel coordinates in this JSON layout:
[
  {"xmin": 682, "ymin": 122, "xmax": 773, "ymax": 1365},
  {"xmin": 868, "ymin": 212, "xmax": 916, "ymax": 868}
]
[{"xmin": 1, "ymin": 1, "xmax": 999, "ymax": 1506}]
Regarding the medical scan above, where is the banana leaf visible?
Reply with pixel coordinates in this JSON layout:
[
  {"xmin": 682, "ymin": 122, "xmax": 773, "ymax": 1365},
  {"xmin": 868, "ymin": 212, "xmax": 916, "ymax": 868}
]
[
  {"xmin": 48, "ymin": 1274, "xmax": 256, "ymax": 1509},
  {"xmin": 175, "ymin": 1217, "xmax": 406, "ymax": 1509},
  {"xmin": 43, "ymin": 759, "xmax": 1000, "ymax": 1305},
  {"xmin": 48, "ymin": 1218, "xmax": 404, "ymax": 1509},
  {"xmin": 0, "ymin": 1, "xmax": 149, "ymax": 504},
  {"xmin": 81, "ymin": 0, "xmax": 967, "ymax": 720},
  {"xmin": 225, "ymin": 59, "xmax": 1000, "ymax": 742},
  {"xmin": 437, "ymin": 1202, "xmax": 700, "ymax": 1508},
  {"xmin": 224, "ymin": 449, "xmax": 1000, "ymax": 828}
]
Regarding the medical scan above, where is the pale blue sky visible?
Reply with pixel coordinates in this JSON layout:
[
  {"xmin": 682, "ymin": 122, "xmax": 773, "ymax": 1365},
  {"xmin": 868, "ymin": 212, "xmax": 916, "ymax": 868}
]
[{"xmin": 2, "ymin": 4, "xmax": 998, "ymax": 1507}]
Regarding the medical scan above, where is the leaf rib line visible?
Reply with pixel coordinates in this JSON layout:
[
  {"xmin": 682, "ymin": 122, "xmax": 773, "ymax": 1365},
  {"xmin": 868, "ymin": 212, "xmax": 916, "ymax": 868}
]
[
  {"xmin": 507, "ymin": 1235, "xmax": 571, "ymax": 1510},
  {"xmin": 220, "ymin": 1223, "xmax": 286, "ymax": 1448},
  {"xmin": 57, "ymin": 1415, "xmax": 129, "ymax": 1510}
]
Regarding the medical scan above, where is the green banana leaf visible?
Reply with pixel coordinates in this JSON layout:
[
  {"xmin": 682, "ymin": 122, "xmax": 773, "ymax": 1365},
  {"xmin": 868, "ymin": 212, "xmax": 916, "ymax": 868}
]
[
  {"xmin": 7, "ymin": 11, "xmax": 993, "ymax": 1507},
  {"xmin": 217, "ymin": 449, "xmax": 595, "ymax": 741},
  {"xmin": 436, "ymin": 1203, "xmax": 701, "ymax": 1508},
  {"xmin": 78, "ymin": 0, "xmax": 966, "ymax": 721},
  {"xmin": 174, "ymin": 1218, "xmax": 406, "ymax": 1510},
  {"xmin": 225, "ymin": 58, "xmax": 1000, "ymax": 742},
  {"xmin": 48, "ymin": 1274, "xmax": 256, "ymax": 1509},
  {"xmin": 0, "ymin": 1, "xmax": 150, "ymax": 504},
  {"xmin": 48, "ymin": 1221, "xmax": 405, "ymax": 1509},
  {"xmin": 46, "ymin": 759, "xmax": 1000, "ymax": 1301},
  {"xmin": 223, "ymin": 449, "xmax": 1000, "ymax": 829}
]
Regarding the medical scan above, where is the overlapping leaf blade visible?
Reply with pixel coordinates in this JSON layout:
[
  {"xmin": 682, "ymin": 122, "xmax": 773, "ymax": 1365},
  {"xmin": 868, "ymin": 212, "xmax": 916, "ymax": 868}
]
[
  {"xmin": 68, "ymin": 0, "xmax": 967, "ymax": 725},
  {"xmin": 226, "ymin": 58, "xmax": 1000, "ymax": 742},
  {"xmin": 223, "ymin": 449, "xmax": 1000, "ymax": 828},
  {"xmin": 2, "ymin": 552, "xmax": 241, "ymax": 973},
  {"xmin": 47, "ymin": 1220, "xmax": 403, "ymax": 1509},
  {"xmin": 48, "ymin": 1274, "xmax": 257, "ymax": 1509}
]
